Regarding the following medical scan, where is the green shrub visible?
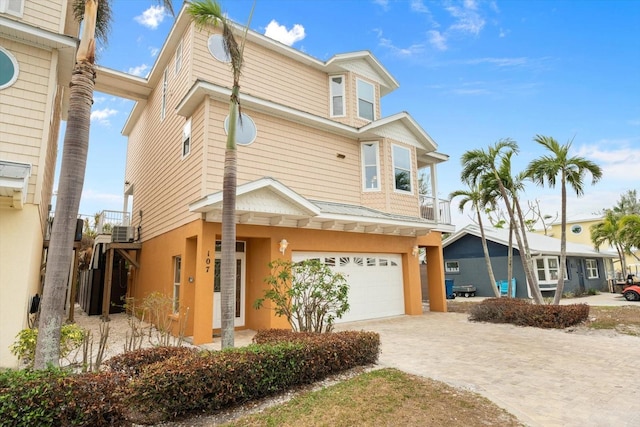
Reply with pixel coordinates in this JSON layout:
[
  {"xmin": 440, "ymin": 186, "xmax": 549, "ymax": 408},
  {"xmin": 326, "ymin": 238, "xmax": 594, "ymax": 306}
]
[
  {"xmin": 0, "ymin": 368, "xmax": 125, "ymax": 427},
  {"xmin": 254, "ymin": 259, "xmax": 350, "ymax": 332},
  {"xmin": 469, "ymin": 298, "xmax": 589, "ymax": 328},
  {"xmin": 10, "ymin": 324, "xmax": 85, "ymax": 367},
  {"xmin": 124, "ymin": 330, "xmax": 380, "ymax": 424}
]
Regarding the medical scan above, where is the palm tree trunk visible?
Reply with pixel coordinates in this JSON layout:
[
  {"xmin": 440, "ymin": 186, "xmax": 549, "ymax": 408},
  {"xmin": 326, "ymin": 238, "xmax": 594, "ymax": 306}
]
[
  {"xmin": 513, "ymin": 195, "xmax": 544, "ymax": 303},
  {"xmin": 553, "ymin": 178, "xmax": 568, "ymax": 304},
  {"xmin": 34, "ymin": 0, "xmax": 98, "ymax": 369},
  {"xmin": 220, "ymin": 87, "xmax": 240, "ymax": 349},
  {"xmin": 477, "ymin": 207, "xmax": 500, "ymax": 297},
  {"xmin": 494, "ymin": 173, "xmax": 544, "ymax": 303},
  {"xmin": 507, "ymin": 200, "xmax": 514, "ymax": 297}
]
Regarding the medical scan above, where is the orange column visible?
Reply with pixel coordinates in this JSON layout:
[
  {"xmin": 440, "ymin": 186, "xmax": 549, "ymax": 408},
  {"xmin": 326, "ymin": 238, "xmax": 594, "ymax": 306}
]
[
  {"xmin": 426, "ymin": 245, "xmax": 447, "ymax": 312},
  {"xmin": 192, "ymin": 222, "xmax": 217, "ymax": 344}
]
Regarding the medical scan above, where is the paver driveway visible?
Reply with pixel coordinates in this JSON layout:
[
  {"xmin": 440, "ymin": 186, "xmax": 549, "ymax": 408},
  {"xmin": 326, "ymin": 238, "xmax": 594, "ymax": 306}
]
[{"xmin": 335, "ymin": 311, "xmax": 639, "ymax": 427}]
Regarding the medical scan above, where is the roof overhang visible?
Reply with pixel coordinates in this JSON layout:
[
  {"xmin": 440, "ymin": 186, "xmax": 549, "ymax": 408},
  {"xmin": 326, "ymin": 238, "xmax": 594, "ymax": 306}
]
[
  {"xmin": 189, "ymin": 178, "xmax": 448, "ymax": 236},
  {"xmin": 94, "ymin": 66, "xmax": 151, "ymax": 101},
  {"xmin": 0, "ymin": 160, "xmax": 31, "ymax": 209}
]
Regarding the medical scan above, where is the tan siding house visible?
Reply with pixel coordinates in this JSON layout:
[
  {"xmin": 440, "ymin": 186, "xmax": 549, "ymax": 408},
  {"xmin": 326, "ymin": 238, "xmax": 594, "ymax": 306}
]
[
  {"xmin": 0, "ymin": 0, "xmax": 78, "ymax": 367},
  {"xmin": 95, "ymin": 5, "xmax": 454, "ymax": 345}
]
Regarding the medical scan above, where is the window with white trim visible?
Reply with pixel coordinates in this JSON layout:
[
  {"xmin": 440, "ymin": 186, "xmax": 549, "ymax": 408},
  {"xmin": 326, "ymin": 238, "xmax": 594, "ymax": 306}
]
[
  {"xmin": 0, "ymin": 0, "xmax": 24, "ymax": 17},
  {"xmin": 534, "ymin": 257, "xmax": 567, "ymax": 285},
  {"xmin": 361, "ymin": 142, "xmax": 380, "ymax": 190},
  {"xmin": 161, "ymin": 68, "xmax": 168, "ymax": 120},
  {"xmin": 392, "ymin": 144, "xmax": 412, "ymax": 192},
  {"xmin": 173, "ymin": 256, "xmax": 181, "ymax": 313},
  {"xmin": 445, "ymin": 261, "xmax": 459, "ymax": 273},
  {"xmin": 329, "ymin": 75, "xmax": 345, "ymax": 117},
  {"xmin": 182, "ymin": 119, "xmax": 191, "ymax": 157},
  {"xmin": 0, "ymin": 46, "xmax": 19, "ymax": 89},
  {"xmin": 175, "ymin": 41, "xmax": 183, "ymax": 75},
  {"xmin": 585, "ymin": 259, "xmax": 599, "ymax": 279},
  {"xmin": 357, "ymin": 78, "xmax": 375, "ymax": 121}
]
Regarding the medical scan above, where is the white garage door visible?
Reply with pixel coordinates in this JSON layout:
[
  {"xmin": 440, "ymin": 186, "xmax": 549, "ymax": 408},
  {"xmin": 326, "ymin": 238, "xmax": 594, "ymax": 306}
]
[{"xmin": 292, "ymin": 252, "xmax": 405, "ymax": 323}]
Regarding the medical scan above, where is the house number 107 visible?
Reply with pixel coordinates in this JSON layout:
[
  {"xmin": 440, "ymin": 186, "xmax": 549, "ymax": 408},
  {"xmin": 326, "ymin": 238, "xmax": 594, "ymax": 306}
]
[{"xmin": 205, "ymin": 250, "xmax": 211, "ymax": 272}]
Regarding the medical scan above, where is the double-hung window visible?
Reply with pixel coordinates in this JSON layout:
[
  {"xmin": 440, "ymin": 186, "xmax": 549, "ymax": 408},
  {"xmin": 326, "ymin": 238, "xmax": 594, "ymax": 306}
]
[
  {"xmin": 182, "ymin": 119, "xmax": 191, "ymax": 158},
  {"xmin": 0, "ymin": 0, "xmax": 24, "ymax": 17},
  {"xmin": 392, "ymin": 145, "xmax": 412, "ymax": 192},
  {"xmin": 361, "ymin": 142, "xmax": 380, "ymax": 190},
  {"xmin": 357, "ymin": 78, "xmax": 375, "ymax": 121},
  {"xmin": 329, "ymin": 75, "xmax": 345, "ymax": 117},
  {"xmin": 534, "ymin": 257, "xmax": 567, "ymax": 287},
  {"xmin": 585, "ymin": 259, "xmax": 599, "ymax": 279}
]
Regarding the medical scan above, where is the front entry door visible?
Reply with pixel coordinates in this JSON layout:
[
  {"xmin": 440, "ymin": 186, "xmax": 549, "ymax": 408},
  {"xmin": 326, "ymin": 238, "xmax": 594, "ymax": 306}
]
[{"xmin": 213, "ymin": 250, "xmax": 246, "ymax": 329}]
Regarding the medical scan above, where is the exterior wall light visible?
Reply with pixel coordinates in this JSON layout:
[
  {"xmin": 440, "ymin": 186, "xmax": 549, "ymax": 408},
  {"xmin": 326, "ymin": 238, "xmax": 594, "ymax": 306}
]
[{"xmin": 279, "ymin": 239, "xmax": 289, "ymax": 255}]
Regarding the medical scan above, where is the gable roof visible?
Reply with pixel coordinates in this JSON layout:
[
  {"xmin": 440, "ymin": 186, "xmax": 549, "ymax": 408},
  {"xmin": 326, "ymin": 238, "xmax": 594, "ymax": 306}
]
[
  {"xmin": 443, "ymin": 224, "xmax": 616, "ymax": 258},
  {"xmin": 190, "ymin": 177, "xmax": 454, "ymax": 235}
]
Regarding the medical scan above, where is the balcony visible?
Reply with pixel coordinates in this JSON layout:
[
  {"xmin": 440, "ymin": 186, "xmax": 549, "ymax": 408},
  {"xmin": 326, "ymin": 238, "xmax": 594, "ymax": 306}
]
[
  {"xmin": 96, "ymin": 210, "xmax": 131, "ymax": 234},
  {"xmin": 419, "ymin": 195, "xmax": 451, "ymax": 224}
]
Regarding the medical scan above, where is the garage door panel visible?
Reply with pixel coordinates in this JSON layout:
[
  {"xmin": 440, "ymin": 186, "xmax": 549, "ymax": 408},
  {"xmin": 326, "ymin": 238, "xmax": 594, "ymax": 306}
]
[{"xmin": 292, "ymin": 252, "xmax": 404, "ymax": 323}]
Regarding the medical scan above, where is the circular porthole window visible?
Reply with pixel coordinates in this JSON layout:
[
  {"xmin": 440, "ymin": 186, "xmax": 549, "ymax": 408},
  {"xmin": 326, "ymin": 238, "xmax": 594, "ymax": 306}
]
[
  {"xmin": 208, "ymin": 34, "xmax": 231, "ymax": 63},
  {"xmin": 224, "ymin": 113, "xmax": 257, "ymax": 146},
  {"xmin": 571, "ymin": 224, "xmax": 583, "ymax": 234},
  {"xmin": 0, "ymin": 47, "xmax": 19, "ymax": 89}
]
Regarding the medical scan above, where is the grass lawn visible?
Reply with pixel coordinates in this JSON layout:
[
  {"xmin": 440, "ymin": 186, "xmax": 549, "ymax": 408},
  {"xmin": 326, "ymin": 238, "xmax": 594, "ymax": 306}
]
[{"xmin": 223, "ymin": 368, "xmax": 523, "ymax": 427}]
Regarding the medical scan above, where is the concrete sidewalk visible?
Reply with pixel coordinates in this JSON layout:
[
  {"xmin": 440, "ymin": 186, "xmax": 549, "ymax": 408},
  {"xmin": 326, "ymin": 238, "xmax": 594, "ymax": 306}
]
[{"xmin": 334, "ymin": 310, "xmax": 639, "ymax": 427}]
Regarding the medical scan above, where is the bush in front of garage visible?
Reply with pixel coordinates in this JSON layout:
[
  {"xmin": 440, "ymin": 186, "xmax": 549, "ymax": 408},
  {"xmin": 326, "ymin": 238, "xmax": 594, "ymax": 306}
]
[
  {"xmin": 255, "ymin": 259, "xmax": 350, "ymax": 333},
  {"xmin": 469, "ymin": 298, "xmax": 589, "ymax": 328}
]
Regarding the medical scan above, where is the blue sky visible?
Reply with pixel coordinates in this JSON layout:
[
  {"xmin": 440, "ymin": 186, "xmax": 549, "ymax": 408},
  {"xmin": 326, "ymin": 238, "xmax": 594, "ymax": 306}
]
[{"xmin": 57, "ymin": 0, "xmax": 640, "ymax": 228}]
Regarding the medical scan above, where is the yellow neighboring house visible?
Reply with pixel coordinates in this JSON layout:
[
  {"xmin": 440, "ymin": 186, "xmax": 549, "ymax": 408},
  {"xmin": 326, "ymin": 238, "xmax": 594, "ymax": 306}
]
[
  {"xmin": 0, "ymin": 0, "xmax": 78, "ymax": 367},
  {"xmin": 91, "ymin": 4, "xmax": 455, "ymax": 346},
  {"xmin": 537, "ymin": 216, "xmax": 638, "ymax": 281}
]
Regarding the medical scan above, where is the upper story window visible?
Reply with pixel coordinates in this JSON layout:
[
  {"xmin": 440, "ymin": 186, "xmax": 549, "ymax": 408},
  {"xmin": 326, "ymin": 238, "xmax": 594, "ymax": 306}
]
[
  {"xmin": 0, "ymin": 0, "xmax": 24, "ymax": 17},
  {"xmin": 361, "ymin": 142, "xmax": 380, "ymax": 191},
  {"xmin": 161, "ymin": 68, "xmax": 168, "ymax": 120},
  {"xmin": 0, "ymin": 46, "xmax": 19, "ymax": 89},
  {"xmin": 182, "ymin": 119, "xmax": 191, "ymax": 158},
  {"xmin": 175, "ymin": 41, "xmax": 183, "ymax": 75},
  {"xmin": 571, "ymin": 224, "xmax": 583, "ymax": 234},
  {"xmin": 392, "ymin": 145, "xmax": 412, "ymax": 193},
  {"xmin": 329, "ymin": 75, "xmax": 345, "ymax": 117},
  {"xmin": 357, "ymin": 78, "xmax": 375, "ymax": 121}
]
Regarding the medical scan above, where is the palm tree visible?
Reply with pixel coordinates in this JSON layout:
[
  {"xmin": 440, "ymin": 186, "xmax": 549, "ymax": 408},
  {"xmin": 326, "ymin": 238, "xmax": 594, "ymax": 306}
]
[
  {"xmin": 619, "ymin": 214, "xmax": 640, "ymax": 251},
  {"xmin": 526, "ymin": 135, "xmax": 602, "ymax": 304},
  {"xmin": 591, "ymin": 211, "xmax": 626, "ymax": 277},
  {"xmin": 461, "ymin": 139, "xmax": 544, "ymax": 303},
  {"xmin": 35, "ymin": 0, "xmax": 175, "ymax": 369},
  {"xmin": 188, "ymin": 0, "xmax": 253, "ymax": 349},
  {"xmin": 450, "ymin": 185, "xmax": 501, "ymax": 297}
]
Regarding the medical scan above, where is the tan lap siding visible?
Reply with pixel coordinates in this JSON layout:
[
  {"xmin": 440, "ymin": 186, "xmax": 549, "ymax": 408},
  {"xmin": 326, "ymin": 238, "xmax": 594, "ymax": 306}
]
[{"xmin": 18, "ymin": 0, "xmax": 65, "ymax": 33}]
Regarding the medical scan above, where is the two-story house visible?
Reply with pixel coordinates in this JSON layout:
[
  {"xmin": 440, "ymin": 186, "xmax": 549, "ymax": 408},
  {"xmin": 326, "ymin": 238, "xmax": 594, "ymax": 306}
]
[
  {"xmin": 0, "ymin": 0, "xmax": 78, "ymax": 366},
  {"xmin": 99, "ymin": 5, "xmax": 454, "ymax": 346}
]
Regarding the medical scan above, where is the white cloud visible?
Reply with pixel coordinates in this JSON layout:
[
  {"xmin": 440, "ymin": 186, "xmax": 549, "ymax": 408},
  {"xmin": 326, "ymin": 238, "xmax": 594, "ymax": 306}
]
[
  {"xmin": 90, "ymin": 108, "xmax": 118, "ymax": 125},
  {"xmin": 464, "ymin": 57, "xmax": 529, "ymax": 67},
  {"xmin": 128, "ymin": 64, "xmax": 149, "ymax": 77},
  {"xmin": 373, "ymin": 0, "xmax": 389, "ymax": 10},
  {"xmin": 264, "ymin": 20, "xmax": 305, "ymax": 46},
  {"xmin": 428, "ymin": 30, "xmax": 448, "ymax": 51},
  {"xmin": 134, "ymin": 5, "xmax": 167, "ymax": 30},
  {"xmin": 445, "ymin": 2, "xmax": 486, "ymax": 35},
  {"xmin": 575, "ymin": 142, "xmax": 640, "ymax": 181},
  {"xmin": 410, "ymin": 0, "xmax": 429, "ymax": 13},
  {"xmin": 149, "ymin": 47, "xmax": 160, "ymax": 57},
  {"xmin": 376, "ymin": 29, "xmax": 425, "ymax": 57}
]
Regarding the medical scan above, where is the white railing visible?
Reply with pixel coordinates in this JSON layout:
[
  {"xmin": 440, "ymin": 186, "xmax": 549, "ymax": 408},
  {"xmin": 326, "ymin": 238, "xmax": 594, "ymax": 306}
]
[
  {"xmin": 419, "ymin": 195, "xmax": 452, "ymax": 224},
  {"xmin": 96, "ymin": 210, "xmax": 130, "ymax": 234}
]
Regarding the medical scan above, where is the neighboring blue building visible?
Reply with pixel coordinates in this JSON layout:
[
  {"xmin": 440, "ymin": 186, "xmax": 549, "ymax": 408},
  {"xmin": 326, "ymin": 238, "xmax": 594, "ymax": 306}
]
[{"xmin": 442, "ymin": 225, "xmax": 616, "ymax": 298}]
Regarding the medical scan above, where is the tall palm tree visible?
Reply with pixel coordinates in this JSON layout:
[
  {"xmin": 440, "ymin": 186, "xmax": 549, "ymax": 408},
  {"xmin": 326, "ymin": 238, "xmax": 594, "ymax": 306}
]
[
  {"xmin": 450, "ymin": 185, "xmax": 501, "ymax": 297},
  {"xmin": 461, "ymin": 139, "xmax": 544, "ymax": 303},
  {"xmin": 592, "ymin": 210, "xmax": 629, "ymax": 276},
  {"xmin": 34, "ymin": 0, "xmax": 174, "ymax": 369},
  {"xmin": 188, "ymin": 0, "xmax": 253, "ymax": 349},
  {"xmin": 526, "ymin": 135, "xmax": 602, "ymax": 304}
]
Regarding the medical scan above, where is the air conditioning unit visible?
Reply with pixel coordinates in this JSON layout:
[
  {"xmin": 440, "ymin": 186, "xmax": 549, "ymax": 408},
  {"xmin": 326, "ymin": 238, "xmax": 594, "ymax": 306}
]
[{"xmin": 112, "ymin": 226, "xmax": 134, "ymax": 243}]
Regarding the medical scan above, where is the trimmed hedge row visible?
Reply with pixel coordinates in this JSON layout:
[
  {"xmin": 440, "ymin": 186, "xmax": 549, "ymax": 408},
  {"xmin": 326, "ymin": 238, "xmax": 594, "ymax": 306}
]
[
  {"xmin": 469, "ymin": 298, "xmax": 590, "ymax": 328},
  {"xmin": 0, "ymin": 330, "xmax": 380, "ymax": 426},
  {"xmin": 0, "ymin": 368, "xmax": 125, "ymax": 427},
  {"xmin": 124, "ymin": 330, "xmax": 380, "ymax": 424}
]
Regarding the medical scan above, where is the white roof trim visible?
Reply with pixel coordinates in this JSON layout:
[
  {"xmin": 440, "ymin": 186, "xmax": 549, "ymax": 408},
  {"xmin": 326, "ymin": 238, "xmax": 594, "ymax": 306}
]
[
  {"xmin": 0, "ymin": 160, "xmax": 31, "ymax": 209},
  {"xmin": 444, "ymin": 224, "xmax": 617, "ymax": 258}
]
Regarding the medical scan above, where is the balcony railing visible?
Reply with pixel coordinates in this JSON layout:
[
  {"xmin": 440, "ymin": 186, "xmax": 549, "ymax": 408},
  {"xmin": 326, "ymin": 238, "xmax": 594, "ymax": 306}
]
[
  {"xmin": 96, "ymin": 210, "xmax": 130, "ymax": 234},
  {"xmin": 419, "ymin": 195, "xmax": 451, "ymax": 224}
]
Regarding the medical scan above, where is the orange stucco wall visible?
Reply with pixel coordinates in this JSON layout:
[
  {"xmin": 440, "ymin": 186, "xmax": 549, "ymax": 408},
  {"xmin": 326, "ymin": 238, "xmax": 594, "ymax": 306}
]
[{"xmin": 131, "ymin": 220, "xmax": 446, "ymax": 345}]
